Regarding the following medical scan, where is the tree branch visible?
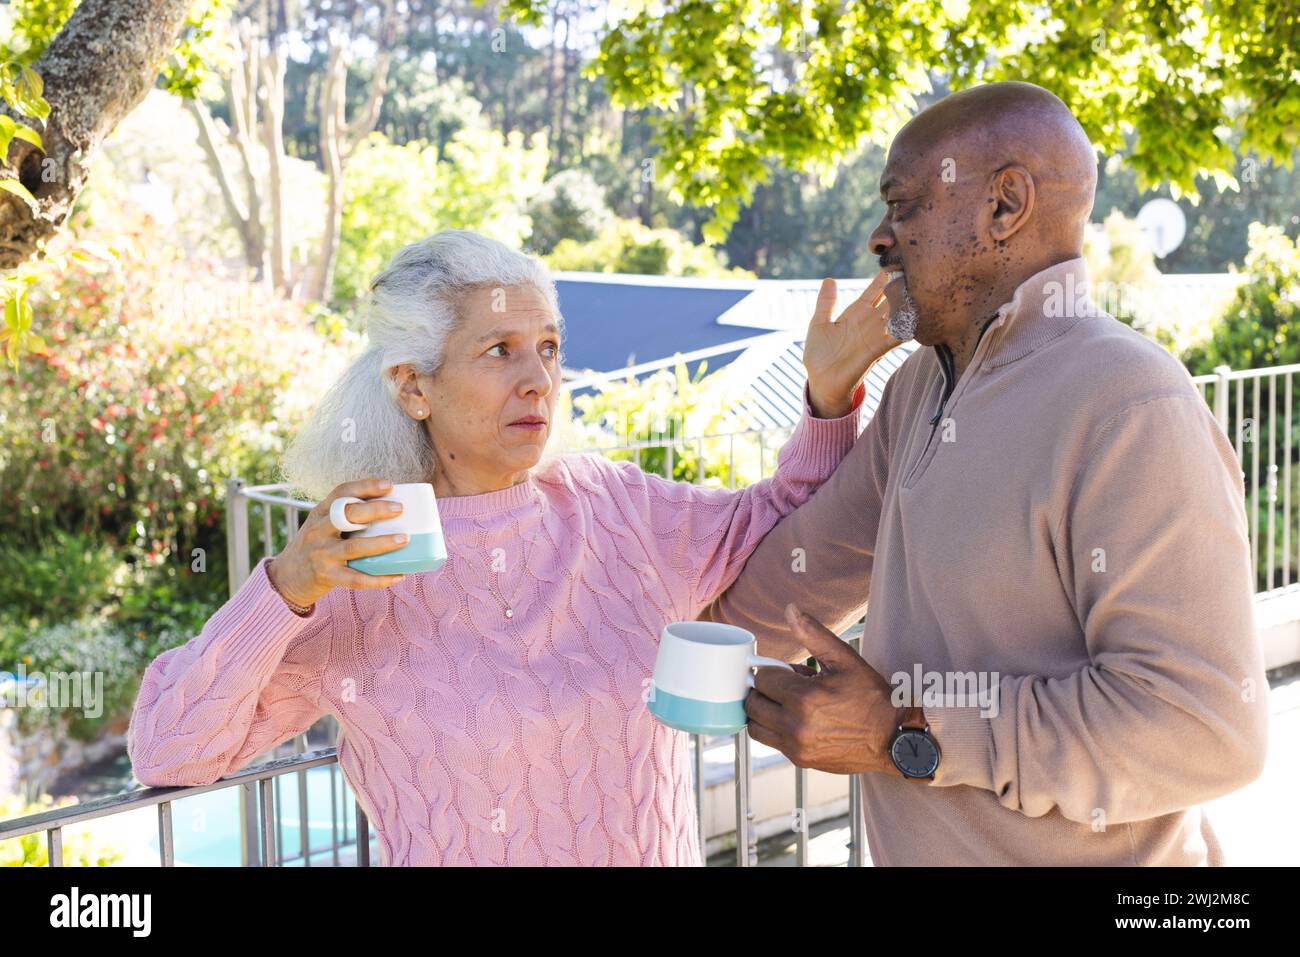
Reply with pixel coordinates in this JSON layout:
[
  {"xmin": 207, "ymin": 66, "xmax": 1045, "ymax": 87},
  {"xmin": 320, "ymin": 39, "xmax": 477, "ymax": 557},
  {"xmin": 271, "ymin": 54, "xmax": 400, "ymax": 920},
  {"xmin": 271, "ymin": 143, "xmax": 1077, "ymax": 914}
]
[{"xmin": 0, "ymin": 0, "xmax": 193, "ymax": 269}]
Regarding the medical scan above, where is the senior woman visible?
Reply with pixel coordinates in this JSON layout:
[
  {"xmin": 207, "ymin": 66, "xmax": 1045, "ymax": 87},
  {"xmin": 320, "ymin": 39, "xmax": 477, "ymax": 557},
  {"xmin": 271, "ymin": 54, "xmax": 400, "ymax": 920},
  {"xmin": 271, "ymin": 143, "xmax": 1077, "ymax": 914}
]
[{"xmin": 127, "ymin": 229, "xmax": 896, "ymax": 866}]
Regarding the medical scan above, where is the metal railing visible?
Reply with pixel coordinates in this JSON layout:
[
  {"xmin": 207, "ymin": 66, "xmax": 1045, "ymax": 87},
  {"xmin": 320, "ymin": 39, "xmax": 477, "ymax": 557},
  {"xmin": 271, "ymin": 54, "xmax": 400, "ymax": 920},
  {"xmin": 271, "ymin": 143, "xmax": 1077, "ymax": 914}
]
[
  {"xmin": 3, "ymin": 469, "xmax": 865, "ymax": 868},
  {"xmin": 1192, "ymin": 364, "xmax": 1300, "ymax": 596},
  {"xmin": 0, "ymin": 743, "xmax": 376, "ymax": 866},
  {"xmin": 11, "ymin": 359, "xmax": 1292, "ymax": 866},
  {"xmin": 225, "ymin": 473, "xmax": 870, "ymax": 867}
]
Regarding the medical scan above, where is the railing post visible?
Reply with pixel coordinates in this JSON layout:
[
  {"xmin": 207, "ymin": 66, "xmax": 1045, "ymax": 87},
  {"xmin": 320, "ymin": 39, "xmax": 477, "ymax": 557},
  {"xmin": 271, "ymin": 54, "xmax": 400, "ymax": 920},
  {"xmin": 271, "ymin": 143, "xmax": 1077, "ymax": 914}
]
[
  {"xmin": 240, "ymin": 781, "xmax": 259, "ymax": 866},
  {"xmin": 226, "ymin": 477, "xmax": 250, "ymax": 597},
  {"xmin": 735, "ymin": 729, "xmax": 755, "ymax": 866},
  {"xmin": 693, "ymin": 734, "xmax": 706, "ymax": 861},
  {"xmin": 1214, "ymin": 364, "xmax": 1231, "ymax": 435}
]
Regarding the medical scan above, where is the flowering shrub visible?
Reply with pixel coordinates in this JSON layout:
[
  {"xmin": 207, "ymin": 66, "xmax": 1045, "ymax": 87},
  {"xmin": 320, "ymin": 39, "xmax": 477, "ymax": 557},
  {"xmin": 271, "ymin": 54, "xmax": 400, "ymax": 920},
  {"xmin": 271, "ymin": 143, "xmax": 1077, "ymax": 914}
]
[
  {"xmin": 0, "ymin": 206, "xmax": 352, "ymax": 577},
  {"xmin": 5, "ymin": 614, "xmax": 144, "ymax": 741}
]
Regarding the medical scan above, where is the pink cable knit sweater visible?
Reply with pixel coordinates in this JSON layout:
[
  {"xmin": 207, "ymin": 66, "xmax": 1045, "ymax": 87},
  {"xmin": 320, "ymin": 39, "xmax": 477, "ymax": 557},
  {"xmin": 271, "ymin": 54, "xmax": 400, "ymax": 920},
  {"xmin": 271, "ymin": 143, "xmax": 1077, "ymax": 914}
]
[{"xmin": 127, "ymin": 388, "xmax": 860, "ymax": 865}]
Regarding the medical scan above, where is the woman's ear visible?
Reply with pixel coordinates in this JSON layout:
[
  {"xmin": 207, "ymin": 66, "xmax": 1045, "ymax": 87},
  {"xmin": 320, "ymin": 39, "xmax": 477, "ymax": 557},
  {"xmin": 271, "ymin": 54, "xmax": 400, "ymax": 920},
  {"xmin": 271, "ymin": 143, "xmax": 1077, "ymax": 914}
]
[{"xmin": 390, "ymin": 364, "xmax": 428, "ymax": 418}]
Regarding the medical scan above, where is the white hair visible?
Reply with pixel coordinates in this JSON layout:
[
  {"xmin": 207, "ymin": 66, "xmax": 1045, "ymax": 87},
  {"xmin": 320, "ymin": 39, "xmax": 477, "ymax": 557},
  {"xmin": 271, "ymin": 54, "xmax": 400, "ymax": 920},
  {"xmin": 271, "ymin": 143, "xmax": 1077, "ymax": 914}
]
[{"xmin": 279, "ymin": 229, "xmax": 562, "ymax": 502}]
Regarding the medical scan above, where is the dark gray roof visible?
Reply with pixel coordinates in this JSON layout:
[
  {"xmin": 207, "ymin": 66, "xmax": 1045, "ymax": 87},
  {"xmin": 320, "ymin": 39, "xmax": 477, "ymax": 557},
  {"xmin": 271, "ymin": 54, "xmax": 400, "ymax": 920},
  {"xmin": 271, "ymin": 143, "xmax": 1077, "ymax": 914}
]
[{"xmin": 555, "ymin": 277, "xmax": 770, "ymax": 373}]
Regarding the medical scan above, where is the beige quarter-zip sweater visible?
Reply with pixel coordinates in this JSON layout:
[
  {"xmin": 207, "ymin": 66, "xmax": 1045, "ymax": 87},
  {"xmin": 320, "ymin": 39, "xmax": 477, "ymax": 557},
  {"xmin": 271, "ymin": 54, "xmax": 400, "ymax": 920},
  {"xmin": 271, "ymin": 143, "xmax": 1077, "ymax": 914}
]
[{"xmin": 704, "ymin": 256, "xmax": 1270, "ymax": 865}]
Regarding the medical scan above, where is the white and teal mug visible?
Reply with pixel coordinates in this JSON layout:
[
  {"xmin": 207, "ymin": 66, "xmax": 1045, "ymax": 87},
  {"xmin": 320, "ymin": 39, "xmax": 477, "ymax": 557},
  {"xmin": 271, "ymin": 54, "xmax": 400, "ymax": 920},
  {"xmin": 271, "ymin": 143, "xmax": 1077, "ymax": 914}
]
[
  {"xmin": 329, "ymin": 481, "xmax": 447, "ymax": 575},
  {"xmin": 647, "ymin": 621, "xmax": 794, "ymax": 735}
]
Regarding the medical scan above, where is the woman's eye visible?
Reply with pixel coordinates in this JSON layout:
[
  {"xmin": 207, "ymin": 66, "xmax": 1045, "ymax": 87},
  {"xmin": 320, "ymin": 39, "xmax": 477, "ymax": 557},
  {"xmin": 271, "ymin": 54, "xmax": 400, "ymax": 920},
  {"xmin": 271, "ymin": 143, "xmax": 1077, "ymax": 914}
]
[
  {"xmin": 487, "ymin": 344, "xmax": 507, "ymax": 357},
  {"xmin": 543, "ymin": 342, "xmax": 559, "ymax": 358}
]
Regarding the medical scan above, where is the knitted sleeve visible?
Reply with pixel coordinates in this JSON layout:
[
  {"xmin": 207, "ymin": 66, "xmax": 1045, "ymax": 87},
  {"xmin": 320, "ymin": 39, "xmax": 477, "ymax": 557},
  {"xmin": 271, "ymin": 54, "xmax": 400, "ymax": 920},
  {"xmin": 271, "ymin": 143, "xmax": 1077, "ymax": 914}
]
[
  {"xmin": 127, "ymin": 555, "xmax": 335, "ymax": 788},
  {"xmin": 590, "ymin": 382, "xmax": 863, "ymax": 615}
]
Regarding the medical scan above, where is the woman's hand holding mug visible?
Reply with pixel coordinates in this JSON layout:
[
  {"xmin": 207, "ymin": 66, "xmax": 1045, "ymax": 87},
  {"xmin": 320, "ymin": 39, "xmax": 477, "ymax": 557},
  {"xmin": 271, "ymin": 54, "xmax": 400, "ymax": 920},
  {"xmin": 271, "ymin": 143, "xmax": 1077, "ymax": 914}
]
[
  {"xmin": 266, "ymin": 477, "xmax": 411, "ymax": 609},
  {"xmin": 802, "ymin": 270, "xmax": 898, "ymax": 418}
]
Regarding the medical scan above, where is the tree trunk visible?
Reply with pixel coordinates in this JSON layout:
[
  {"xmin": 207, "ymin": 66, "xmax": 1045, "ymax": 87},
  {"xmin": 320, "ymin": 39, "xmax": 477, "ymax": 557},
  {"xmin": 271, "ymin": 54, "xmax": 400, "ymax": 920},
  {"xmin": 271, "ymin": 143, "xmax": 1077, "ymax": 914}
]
[
  {"xmin": 0, "ymin": 0, "xmax": 193, "ymax": 269},
  {"xmin": 185, "ymin": 97, "xmax": 266, "ymax": 278},
  {"xmin": 309, "ymin": 44, "xmax": 346, "ymax": 304},
  {"xmin": 259, "ymin": 36, "xmax": 291, "ymax": 296},
  {"xmin": 227, "ymin": 17, "xmax": 268, "ymax": 279},
  {"xmin": 305, "ymin": 3, "xmax": 395, "ymax": 304}
]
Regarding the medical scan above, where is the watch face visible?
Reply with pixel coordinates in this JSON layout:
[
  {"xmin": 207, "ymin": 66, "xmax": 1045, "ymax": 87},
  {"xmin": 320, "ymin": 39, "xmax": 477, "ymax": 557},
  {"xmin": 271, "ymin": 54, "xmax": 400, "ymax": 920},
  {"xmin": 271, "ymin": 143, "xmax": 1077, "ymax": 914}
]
[{"xmin": 891, "ymin": 729, "xmax": 940, "ymax": 777}]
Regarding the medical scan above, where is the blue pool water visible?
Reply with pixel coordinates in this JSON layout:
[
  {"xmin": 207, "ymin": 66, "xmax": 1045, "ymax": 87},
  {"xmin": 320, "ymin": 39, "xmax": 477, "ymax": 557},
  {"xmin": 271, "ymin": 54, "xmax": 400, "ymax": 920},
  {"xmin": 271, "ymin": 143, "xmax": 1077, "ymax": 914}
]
[{"xmin": 147, "ymin": 763, "xmax": 376, "ymax": 866}]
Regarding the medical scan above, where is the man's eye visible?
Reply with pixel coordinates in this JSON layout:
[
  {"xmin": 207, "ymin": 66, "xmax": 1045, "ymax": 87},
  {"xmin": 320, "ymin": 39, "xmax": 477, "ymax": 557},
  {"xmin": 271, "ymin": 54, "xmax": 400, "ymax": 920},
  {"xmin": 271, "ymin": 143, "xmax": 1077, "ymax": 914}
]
[
  {"xmin": 888, "ymin": 199, "xmax": 914, "ymax": 219},
  {"xmin": 543, "ymin": 342, "xmax": 559, "ymax": 358},
  {"xmin": 487, "ymin": 344, "xmax": 507, "ymax": 357}
]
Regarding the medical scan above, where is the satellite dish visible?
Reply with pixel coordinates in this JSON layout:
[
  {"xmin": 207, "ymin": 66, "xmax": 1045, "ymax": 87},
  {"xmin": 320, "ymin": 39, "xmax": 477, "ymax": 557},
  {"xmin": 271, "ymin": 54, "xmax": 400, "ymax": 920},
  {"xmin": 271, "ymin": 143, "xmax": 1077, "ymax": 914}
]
[{"xmin": 1136, "ymin": 198, "xmax": 1186, "ymax": 258}]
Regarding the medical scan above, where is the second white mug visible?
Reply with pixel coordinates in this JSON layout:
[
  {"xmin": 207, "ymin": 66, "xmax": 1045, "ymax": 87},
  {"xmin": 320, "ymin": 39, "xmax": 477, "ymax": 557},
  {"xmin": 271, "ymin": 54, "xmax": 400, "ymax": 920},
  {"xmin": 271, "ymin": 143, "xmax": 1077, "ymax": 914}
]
[{"xmin": 647, "ymin": 621, "xmax": 794, "ymax": 735}]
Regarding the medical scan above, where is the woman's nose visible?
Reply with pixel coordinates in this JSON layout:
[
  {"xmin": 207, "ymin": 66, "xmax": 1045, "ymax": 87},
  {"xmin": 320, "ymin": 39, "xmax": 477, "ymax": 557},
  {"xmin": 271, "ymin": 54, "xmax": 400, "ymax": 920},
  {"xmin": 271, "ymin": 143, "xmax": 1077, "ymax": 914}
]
[{"xmin": 517, "ymin": 355, "xmax": 552, "ymax": 397}]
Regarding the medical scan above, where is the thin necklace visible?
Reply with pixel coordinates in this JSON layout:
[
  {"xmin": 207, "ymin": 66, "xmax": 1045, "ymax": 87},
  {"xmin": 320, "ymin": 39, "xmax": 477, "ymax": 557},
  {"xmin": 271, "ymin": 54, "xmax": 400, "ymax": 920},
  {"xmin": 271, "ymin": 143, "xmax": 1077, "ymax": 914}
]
[{"xmin": 487, "ymin": 533, "xmax": 535, "ymax": 620}]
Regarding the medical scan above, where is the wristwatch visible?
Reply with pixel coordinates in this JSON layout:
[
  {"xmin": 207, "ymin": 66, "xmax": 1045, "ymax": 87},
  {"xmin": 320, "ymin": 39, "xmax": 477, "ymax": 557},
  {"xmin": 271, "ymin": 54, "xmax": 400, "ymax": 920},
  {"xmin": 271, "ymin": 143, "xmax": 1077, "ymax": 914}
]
[{"xmin": 888, "ymin": 706, "xmax": 941, "ymax": 780}]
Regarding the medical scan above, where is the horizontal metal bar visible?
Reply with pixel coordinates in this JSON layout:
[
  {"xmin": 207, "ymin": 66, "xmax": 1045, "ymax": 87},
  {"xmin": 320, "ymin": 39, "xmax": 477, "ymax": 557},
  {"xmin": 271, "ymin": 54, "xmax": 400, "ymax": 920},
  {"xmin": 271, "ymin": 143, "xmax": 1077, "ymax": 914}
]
[
  {"xmin": 0, "ymin": 748, "xmax": 342, "ymax": 842},
  {"xmin": 1217, "ymin": 363, "xmax": 1300, "ymax": 381},
  {"xmin": 235, "ymin": 487, "xmax": 317, "ymax": 510}
]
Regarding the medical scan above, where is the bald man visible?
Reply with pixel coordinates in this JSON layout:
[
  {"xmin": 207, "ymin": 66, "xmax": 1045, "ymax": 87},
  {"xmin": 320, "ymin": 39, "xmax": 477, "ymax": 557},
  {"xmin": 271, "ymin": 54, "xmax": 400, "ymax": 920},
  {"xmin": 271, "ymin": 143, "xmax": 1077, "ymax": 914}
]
[{"xmin": 703, "ymin": 81, "xmax": 1270, "ymax": 865}]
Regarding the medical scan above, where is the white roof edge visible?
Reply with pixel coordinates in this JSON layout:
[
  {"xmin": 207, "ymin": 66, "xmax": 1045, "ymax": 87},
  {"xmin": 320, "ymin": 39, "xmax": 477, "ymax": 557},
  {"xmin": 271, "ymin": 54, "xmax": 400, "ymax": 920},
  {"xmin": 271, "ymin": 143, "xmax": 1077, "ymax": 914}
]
[
  {"xmin": 560, "ymin": 331, "xmax": 793, "ymax": 392},
  {"xmin": 552, "ymin": 270, "xmax": 880, "ymax": 290}
]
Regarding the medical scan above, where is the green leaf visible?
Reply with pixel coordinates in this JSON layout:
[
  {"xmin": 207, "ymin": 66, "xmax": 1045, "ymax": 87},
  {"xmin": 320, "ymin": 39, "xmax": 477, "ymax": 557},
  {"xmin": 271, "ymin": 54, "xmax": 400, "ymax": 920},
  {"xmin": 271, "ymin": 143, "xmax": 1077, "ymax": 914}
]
[
  {"xmin": 15, "ymin": 66, "xmax": 50, "ymax": 120},
  {"xmin": 18, "ymin": 65, "xmax": 42, "ymax": 100},
  {"xmin": 0, "ymin": 178, "xmax": 39, "ymax": 212},
  {"xmin": 11, "ymin": 125, "xmax": 41, "ymax": 150}
]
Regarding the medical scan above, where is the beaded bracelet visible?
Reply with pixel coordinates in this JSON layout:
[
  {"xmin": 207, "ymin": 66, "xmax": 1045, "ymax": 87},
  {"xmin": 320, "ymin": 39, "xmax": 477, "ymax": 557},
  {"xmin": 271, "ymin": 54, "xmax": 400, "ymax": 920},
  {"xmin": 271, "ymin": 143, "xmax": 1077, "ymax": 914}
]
[{"xmin": 266, "ymin": 559, "xmax": 315, "ymax": 617}]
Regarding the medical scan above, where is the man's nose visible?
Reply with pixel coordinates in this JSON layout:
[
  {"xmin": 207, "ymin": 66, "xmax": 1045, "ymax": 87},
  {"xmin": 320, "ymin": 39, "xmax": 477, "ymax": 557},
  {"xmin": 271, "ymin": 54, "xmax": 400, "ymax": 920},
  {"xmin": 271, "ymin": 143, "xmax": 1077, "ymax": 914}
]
[{"xmin": 868, "ymin": 217, "xmax": 894, "ymax": 257}]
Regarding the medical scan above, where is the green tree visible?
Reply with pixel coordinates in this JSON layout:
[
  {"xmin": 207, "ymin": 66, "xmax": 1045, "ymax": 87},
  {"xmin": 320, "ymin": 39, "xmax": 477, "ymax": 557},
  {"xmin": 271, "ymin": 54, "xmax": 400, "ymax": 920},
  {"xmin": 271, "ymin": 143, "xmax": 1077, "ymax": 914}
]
[
  {"xmin": 547, "ymin": 217, "xmax": 754, "ymax": 277},
  {"xmin": 525, "ymin": 168, "xmax": 614, "ymax": 255},
  {"xmin": 571, "ymin": 357, "xmax": 766, "ymax": 486},
  {"xmin": 1183, "ymin": 223, "xmax": 1300, "ymax": 375},
  {"xmin": 1180, "ymin": 224, "xmax": 1300, "ymax": 592},
  {"xmin": 333, "ymin": 119, "xmax": 548, "ymax": 304},
  {"xmin": 504, "ymin": 0, "xmax": 1299, "ymax": 240},
  {"xmin": 1093, "ymin": 139, "xmax": 1300, "ymax": 274}
]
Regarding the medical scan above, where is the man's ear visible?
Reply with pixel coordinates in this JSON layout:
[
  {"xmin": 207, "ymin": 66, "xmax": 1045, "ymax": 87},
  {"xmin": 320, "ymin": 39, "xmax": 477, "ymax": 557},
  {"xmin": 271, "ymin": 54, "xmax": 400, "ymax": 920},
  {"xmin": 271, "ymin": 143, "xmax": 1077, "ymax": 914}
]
[{"xmin": 988, "ymin": 164, "xmax": 1035, "ymax": 242}]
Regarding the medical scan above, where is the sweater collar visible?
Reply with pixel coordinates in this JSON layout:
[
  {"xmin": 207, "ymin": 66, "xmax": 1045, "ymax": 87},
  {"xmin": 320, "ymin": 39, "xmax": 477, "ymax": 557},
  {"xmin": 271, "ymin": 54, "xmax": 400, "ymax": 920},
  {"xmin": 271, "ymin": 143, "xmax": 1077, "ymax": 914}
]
[
  {"xmin": 435, "ymin": 473, "xmax": 543, "ymax": 521},
  {"xmin": 979, "ymin": 256, "xmax": 1095, "ymax": 369}
]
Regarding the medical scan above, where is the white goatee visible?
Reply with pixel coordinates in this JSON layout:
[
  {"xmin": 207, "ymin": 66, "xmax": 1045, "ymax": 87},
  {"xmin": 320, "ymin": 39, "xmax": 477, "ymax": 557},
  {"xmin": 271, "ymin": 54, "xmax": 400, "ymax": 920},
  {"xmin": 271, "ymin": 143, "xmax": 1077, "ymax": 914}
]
[{"xmin": 886, "ymin": 285, "xmax": 921, "ymax": 341}]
